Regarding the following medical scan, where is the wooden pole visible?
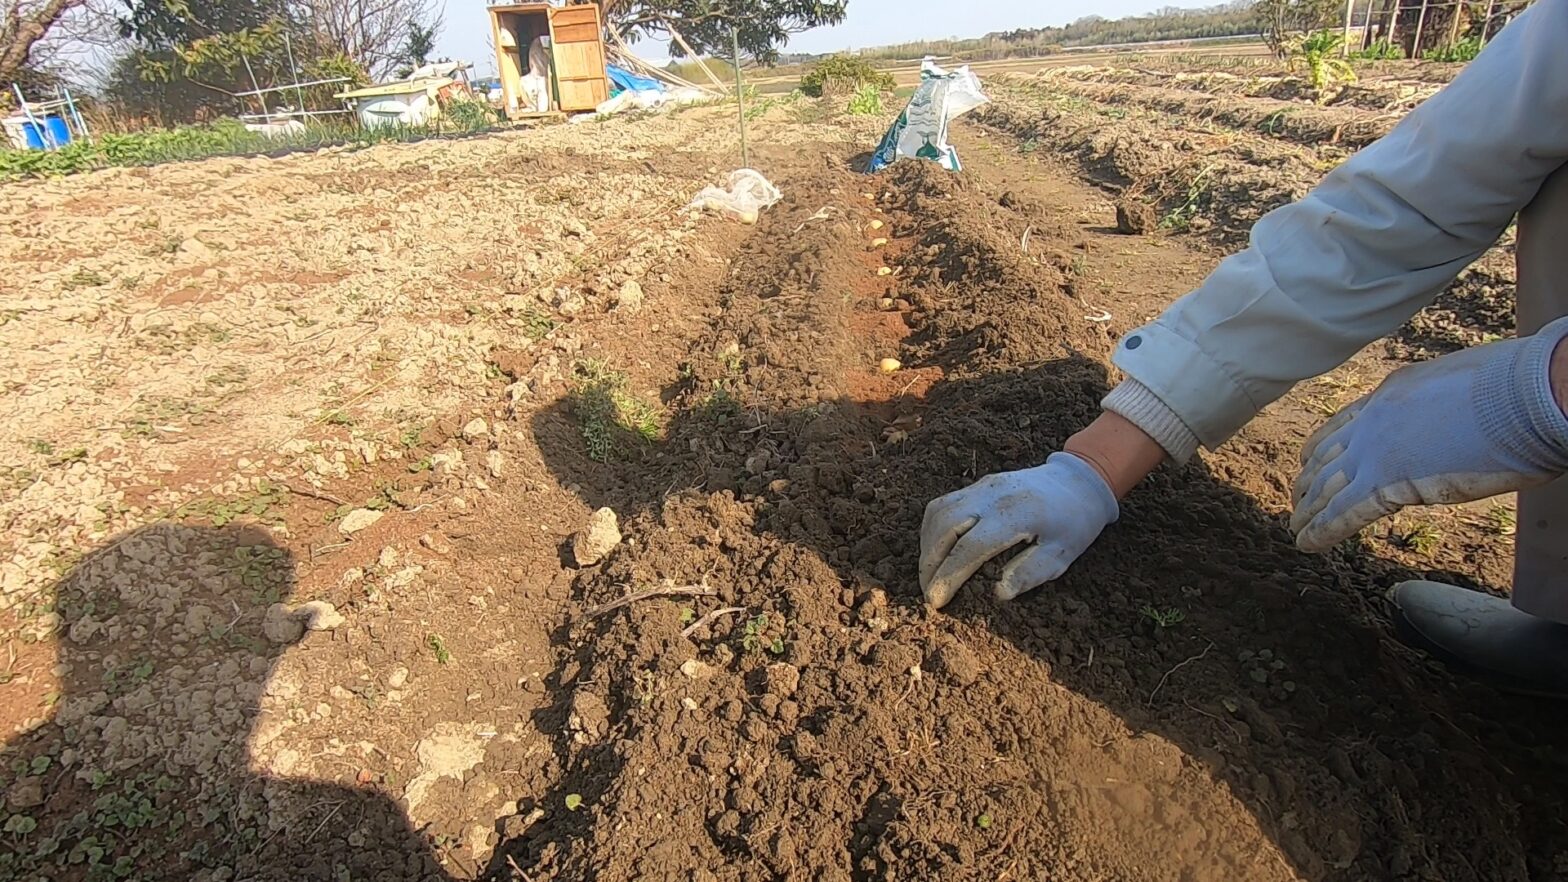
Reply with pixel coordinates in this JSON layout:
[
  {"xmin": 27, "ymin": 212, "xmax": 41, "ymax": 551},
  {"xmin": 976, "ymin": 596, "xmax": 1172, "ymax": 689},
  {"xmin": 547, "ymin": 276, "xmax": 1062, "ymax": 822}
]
[
  {"xmin": 1411, "ymin": 0, "xmax": 1431, "ymax": 57},
  {"xmin": 662, "ymin": 17, "xmax": 729, "ymax": 90},
  {"xmin": 1479, "ymin": 0, "xmax": 1498, "ymax": 44},
  {"xmin": 732, "ymin": 26, "xmax": 749, "ymax": 169},
  {"xmin": 1342, "ymin": 0, "xmax": 1357, "ymax": 54},
  {"xmin": 1361, "ymin": 0, "xmax": 1377, "ymax": 48},
  {"xmin": 1445, "ymin": 0, "xmax": 1465, "ymax": 50}
]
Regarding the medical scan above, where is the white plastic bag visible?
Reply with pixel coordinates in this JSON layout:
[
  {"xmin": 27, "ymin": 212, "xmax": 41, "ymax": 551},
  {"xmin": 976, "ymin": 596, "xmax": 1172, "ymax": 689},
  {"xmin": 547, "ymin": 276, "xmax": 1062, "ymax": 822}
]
[
  {"xmin": 869, "ymin": 58, "xmax": 989, "ymax": 172},
  {"xmin": 689, "ymin": 169, "xmax": 782, "ymax": 225}
]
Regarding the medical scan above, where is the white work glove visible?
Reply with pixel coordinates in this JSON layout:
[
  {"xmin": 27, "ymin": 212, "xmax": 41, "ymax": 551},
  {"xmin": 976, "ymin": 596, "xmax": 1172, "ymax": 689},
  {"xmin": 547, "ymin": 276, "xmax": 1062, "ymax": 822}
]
[
  {"xmin": 1293, "ymin": 317, "xmax": 1568, "ymax": 551},
  {"xmin": 920, "ymin": 452, "xmax": 1119, "ymax": 609}
]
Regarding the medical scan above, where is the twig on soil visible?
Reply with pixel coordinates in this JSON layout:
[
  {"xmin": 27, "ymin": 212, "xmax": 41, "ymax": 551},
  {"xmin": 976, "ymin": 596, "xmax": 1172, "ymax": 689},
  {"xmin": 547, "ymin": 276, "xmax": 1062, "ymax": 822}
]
[
  {"xmin": 1147, "ymin": 641, "xmax": 1214, "ymax": 707},
  {"xmin": 583, "ymin": 581, "xmax": 719, "ymax": 620},
  {"xmin": 1020, "ymin": 225, "xmax": 1033, "ymax": 253},
  {"xmin": 284, "ymin": 483, "xmax": 348, "ymax": 506},
  {"xmin": 506, "ymin": 855, "xmax": 533, "ymax": 881},
  {"xmin": 682, "ymin": 606, "xmax": 746, "ymax": 638},
  {"xmin": 311, "ymin": 541, "xmax": 351, "ymax": 560},
  {"xmin": 792, "ymin": 206, "xmax": 840, "ymax": 234}
]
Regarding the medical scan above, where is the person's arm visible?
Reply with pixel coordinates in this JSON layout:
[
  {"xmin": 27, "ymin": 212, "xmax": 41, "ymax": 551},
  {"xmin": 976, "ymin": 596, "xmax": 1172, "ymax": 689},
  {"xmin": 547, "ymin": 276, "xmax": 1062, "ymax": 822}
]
[{"xmin": 1108, "ymin": 0, "xmax": 1568, "ymax": 463}]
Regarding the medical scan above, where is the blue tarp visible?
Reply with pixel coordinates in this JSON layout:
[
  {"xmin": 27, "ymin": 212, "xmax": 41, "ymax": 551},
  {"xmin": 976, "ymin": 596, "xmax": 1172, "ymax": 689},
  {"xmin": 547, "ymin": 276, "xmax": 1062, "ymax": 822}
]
[{"xmin": 606, "ymin": 63, "xmax": 664, "ymax": 95}]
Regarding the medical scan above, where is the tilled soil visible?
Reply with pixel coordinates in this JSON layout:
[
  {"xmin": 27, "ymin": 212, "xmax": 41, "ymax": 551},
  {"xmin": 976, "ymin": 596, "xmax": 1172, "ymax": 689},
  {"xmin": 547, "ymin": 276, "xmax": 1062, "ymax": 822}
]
[{"xmin": 494, "ymin": 160, "xmax": 1568, "ymax": 881}]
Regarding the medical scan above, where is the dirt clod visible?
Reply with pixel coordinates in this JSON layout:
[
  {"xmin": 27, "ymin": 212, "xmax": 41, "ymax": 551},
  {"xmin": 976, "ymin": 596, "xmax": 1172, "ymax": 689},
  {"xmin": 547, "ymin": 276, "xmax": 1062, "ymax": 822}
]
[
  {"xmin": 932, "ymin": 641, "xmax": 984, "ymax": 686},
  {"xmin": 263, "ymin": 602, "xmax": 305, "ymax": 644},
  {"xmin": 1116, "ymin": 198, "xmax": 1156, "ymax": 234}
]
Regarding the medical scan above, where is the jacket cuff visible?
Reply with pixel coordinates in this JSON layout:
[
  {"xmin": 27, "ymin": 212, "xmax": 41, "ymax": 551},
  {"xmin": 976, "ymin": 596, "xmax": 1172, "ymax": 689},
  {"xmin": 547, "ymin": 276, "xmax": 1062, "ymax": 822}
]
[{"xmin": 1102, "ymin": 379, "xmax": 1202, "ymax": 464}]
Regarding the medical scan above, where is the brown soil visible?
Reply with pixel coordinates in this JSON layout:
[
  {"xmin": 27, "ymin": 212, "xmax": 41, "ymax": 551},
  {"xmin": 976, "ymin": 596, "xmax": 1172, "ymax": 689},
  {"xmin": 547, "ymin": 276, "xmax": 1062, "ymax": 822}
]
[{"xmin": 499, "ymin": 158, "xmax": 1563, "ymax": 881}]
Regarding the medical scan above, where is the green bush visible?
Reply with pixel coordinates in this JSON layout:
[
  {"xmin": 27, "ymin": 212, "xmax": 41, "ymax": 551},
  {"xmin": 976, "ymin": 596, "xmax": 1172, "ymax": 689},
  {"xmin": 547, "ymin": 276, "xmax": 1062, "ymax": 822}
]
[
  {"xmin": 0, "ymin": 110, "xmax": 500, "ymax": 180},
  {"xmin": 799, "ymin": 55, "xmax": 894, "ymax": 98},
  {"xmin": 846, "ymin": 84, "xmax": 883, "ymax": 115},
  {"xmin": 1423, "ymin": 36, "xmax": 1482, "ymax": 62}
]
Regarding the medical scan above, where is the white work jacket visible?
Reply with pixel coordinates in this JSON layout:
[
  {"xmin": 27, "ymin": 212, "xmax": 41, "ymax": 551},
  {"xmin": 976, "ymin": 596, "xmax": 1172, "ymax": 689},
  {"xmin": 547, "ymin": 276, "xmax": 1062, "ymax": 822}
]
[{"xmin": 1103, "ymin": 0, "xmax": 1568, "ymax": 463}]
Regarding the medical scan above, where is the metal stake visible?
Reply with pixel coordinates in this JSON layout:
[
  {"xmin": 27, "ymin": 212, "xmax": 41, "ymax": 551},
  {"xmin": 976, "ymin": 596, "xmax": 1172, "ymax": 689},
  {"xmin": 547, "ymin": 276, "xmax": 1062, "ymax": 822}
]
[{"xmin": 731, "ymin": 26, "xmax": 748, "ymax": 169}]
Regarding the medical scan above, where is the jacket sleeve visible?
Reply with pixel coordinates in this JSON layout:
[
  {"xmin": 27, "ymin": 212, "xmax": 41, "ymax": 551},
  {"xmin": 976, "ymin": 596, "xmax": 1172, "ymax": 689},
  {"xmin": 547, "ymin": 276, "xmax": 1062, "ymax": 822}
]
[{"xmin": 1106, "ymin": 0, "xmax": 1568, "ymax": 463}]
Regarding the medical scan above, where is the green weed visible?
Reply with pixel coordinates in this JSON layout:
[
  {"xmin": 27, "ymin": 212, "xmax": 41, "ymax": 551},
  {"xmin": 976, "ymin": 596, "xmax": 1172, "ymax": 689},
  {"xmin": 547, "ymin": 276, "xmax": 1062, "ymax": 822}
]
[
  {"xmin": 61, "ymin": 268, "xmax": 109, "ymax": 290},
  {"xmin": 570, "ymin": 360, "xmax": 661, "ymax": 462},
  {"xmin": 1390, "ymin": 522, "xmax": 1442, "ymax": 555},
  {"xmin": 427, "ymin": 633, "xmax": 452, "ymax": 665},
  {"xmin": 1159, "ymin": 165, "xmax": 1215, "ymax": 231},
  {"xmin": 171, "ymin": 480, "xmax": 287, "ymax": 527},
  {"xmin": 800, "ymin": 55, "xmax": 895, "ymax": 97},
  {"xmin": 846, "ymin": 84, "xmax": 883, "ymax": 116},
  {"xmin": 1140, "ymin": 605, "xmax": 1186, "ymax": 629},
  {"xmin": 519, "ymin": 308, "xmax": 557, "ymax": 341},
  {"xmin": 1485, "ymin": 504, "xmax": 1517, "ymax": 537}
]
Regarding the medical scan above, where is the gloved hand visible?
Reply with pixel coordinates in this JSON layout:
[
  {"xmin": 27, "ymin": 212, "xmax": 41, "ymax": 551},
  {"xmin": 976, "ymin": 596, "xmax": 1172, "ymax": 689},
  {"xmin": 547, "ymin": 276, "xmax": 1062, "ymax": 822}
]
[
  {"xmin": 920, "ymin": 452, "xmax": 1119, "ymax": 609},
  {"xmin": 1293, "ymin": 318, "xmax": 1568, "ymax": 551}
]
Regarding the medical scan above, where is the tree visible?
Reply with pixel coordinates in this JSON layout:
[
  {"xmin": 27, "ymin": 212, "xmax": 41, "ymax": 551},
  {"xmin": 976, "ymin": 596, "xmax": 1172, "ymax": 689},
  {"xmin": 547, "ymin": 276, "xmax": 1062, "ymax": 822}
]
[
  {"xmin": 1, "ymin": 0, "xmax": 92, "ymax": 87},
  {"xmin": 1254, "ymin": 0, "xmax": 1342, "ymax": 54},
  {"xmin": 607, "ymin": 0, "xmax": 848, "ymax": 64},
  {"xmin": 394, "ymin": 17, "xmax": 436, "ymax": 77},
  {"xmin": 300, "ymin": 0, "xmax": 439, "ymax": 79}
]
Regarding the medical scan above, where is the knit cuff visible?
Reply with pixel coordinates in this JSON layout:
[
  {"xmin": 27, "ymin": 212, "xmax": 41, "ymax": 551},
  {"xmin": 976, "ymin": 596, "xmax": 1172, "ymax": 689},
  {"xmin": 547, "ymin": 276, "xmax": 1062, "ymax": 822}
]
[
  {"xmin": 1476, "ymin": 315, "xmax": 1568, "ymax": 472},
  {"xmin": 1102, "ymin": 379, "xmax": 1203, "ymax": 465}
]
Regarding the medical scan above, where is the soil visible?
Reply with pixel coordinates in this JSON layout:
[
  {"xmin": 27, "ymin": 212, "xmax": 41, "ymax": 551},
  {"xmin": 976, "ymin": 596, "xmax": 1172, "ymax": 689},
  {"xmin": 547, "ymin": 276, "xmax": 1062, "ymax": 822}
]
[{"xmin": 1, "ymin": 68, "xmax": 1560, "ymax": 882}]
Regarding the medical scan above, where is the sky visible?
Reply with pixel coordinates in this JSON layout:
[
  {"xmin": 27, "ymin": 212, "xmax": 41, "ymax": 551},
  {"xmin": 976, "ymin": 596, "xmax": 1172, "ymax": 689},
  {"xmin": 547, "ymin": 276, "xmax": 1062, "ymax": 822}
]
[{"xmin": 435, "ymin": 0, "xmax": 1211, "ymax": 79}]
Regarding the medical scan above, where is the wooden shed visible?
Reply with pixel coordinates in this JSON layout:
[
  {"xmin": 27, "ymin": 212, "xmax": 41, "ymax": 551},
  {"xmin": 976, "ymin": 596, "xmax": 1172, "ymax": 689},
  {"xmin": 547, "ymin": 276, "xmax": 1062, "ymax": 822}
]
[{"xmin": 489, "ymin": 3, "xmax": 611, "ymax": 118}]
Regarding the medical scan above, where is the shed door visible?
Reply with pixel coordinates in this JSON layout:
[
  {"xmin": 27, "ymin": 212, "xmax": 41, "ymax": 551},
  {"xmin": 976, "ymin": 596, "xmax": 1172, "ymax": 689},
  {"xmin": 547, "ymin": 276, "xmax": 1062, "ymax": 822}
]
[{"xmin": 548, "ymin": 5, "xmax": 609, "ymax": 112}]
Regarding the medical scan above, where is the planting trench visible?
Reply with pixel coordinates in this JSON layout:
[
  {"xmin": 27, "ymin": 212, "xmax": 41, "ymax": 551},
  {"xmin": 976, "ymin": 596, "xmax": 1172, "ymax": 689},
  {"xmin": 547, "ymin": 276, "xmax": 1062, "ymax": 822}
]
[{"xmin": 492, "ymin": 160, "xmax": 1568, "ymax": 880}]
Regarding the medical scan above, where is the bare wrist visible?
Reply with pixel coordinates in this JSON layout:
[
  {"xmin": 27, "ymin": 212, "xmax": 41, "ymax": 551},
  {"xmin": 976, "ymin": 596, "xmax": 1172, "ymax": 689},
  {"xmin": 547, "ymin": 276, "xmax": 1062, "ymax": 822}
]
[{"xmin": 1063, "ymin": 412, "xmax": 1168, "ymax": 499}]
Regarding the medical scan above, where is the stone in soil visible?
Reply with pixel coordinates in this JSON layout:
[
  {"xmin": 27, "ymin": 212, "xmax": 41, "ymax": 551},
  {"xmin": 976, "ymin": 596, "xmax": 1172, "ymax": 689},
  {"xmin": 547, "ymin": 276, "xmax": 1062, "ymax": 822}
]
[
  {"xmin": 338, "ymin": 508, "xmax": 384, "ymax": 535},
  {"xmin": 571, "ymin": 507, "xmax": 621, "ymax": 567}
]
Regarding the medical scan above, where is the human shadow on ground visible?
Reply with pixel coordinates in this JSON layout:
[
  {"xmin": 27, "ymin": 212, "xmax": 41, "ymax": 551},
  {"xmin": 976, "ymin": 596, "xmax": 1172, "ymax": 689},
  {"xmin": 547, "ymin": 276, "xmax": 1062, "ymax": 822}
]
[
  {"xmin": 510, "ymin": 355, "xmax": 1568, "ymax": 880},
  {"xmin": 0, "ymin": 523, "xmax": 455, "ymax": 882}
]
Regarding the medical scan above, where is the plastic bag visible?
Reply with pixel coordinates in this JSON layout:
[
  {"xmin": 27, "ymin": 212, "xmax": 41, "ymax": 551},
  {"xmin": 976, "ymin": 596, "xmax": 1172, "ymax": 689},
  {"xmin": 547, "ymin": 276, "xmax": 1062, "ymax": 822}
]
[
  {"xmin": 689, "ymin": 169, "xmax": 782, "ymax": 225},
  {"xmin": 869, "ymin": 58, "xmax": 989, "ymax": 173}
]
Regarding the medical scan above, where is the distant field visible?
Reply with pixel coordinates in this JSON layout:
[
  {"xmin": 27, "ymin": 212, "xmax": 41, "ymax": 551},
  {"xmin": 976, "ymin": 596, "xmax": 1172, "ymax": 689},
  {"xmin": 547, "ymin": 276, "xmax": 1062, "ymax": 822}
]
[{"xmin": 744, "ymin": 39, "xmax": 1275, "ymax": 94}]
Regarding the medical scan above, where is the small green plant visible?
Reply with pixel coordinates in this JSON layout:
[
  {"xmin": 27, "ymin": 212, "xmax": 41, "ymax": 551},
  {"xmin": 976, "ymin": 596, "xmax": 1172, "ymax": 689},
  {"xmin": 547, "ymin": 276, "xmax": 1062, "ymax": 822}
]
[
  {"xmin": 322, "ymin": 408, "xmax": 354, "ymax": 427},
  {"xmin": 570, "ymin": 360, "xmax": 661, "ymax": 462},
  {"xmin": 427, "ymin": 633, "xmax": 451, "ymax": 664},
  {"xmin": 741, "ymin": 613, "xmax": 786, "ymax": 655},
  {"xmin": 1391, "ymin": 523, "xmax": 1442, "ymax": 555},
  {"xmin": 444, "ymin": 98, "xmax": 498, "ymax": 131},
  {"xmin": 27, "ymin": 439, "xmax": 52, "ymax": 455},
  {"xmin": 846, "ymin": 84, "xmax": 883, "ymax": 116},
  {"xmin": 1424, "ymin": 36, "xmax": 1481, "ymax": 62},
  {"xmin": 519, "ymin": 307, "xmax": 557, "ymax": 341},
  {"xmin": 171, "ymin": 480, "xmax": 287, "ymax": 527},
  {"xmin": 800, "ymin": 54, "xmax": 895, "ymax": 97},
  {"xmin": 47, "ymin": 446, "xmax": 88, "ymax": 467},
  {"xmin": 1285, "ymin": 31, "xmax": 1357, "ymax": 102},
  {"xmin": 1140, "ymin": 605, "xmax": 1186, "ymax": 629},
  {"xmin": 62, "ymin": 268, "xmax": 109, "ymax": 290},
  {"xmin": 976, "ymin": 813, "xmax": 994, "ymax": 830},
  {"xmin": 1159, "ymin": 165, "xmax": 1214, "ymax": 231},
  {"xmin": 679, "ymin": 607, "xmax": 696, "ymax": 625},
  {"xmin": 1485, "ymin": 504, "xmax": 1517, "ymax": 537},
  {"xmin": 1350, "ymin": 39, "xmax": 1405, "ymax": 60},
  {"xmin": 565, "ymin": 793, "xmax": 584, "ymax": 811}
]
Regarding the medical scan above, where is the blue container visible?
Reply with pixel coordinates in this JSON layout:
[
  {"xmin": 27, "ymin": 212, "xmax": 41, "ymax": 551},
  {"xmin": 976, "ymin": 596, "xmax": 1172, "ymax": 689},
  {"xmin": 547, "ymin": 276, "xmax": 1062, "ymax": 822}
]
[
  {"xmin": 21, "ymin": 116, "xmax": 71, "ymax": 149},
  {"xmin": 45, "ymin": 116, "xmax": 70, "ymax": 146}
]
